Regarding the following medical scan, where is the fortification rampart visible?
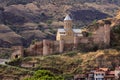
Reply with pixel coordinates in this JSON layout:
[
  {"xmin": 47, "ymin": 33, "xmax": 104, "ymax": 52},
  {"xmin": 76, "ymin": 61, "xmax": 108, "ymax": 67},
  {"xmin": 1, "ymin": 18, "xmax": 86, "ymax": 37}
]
[{"xmin": 11, "ymin": 22, "xmax": 111, "ymax": 58}]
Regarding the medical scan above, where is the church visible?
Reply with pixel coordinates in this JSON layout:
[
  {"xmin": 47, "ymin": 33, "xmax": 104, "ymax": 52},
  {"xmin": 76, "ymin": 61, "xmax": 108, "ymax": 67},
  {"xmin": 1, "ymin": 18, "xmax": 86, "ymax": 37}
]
[{"xmin": 56, "ymin": 15, "xmax": 83, "ymax": 43}]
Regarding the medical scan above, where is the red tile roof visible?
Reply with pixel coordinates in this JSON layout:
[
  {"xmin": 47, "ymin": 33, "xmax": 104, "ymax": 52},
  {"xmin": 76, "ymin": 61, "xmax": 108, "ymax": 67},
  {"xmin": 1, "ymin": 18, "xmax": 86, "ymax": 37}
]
[
  {"xmin": 104, "ymin": 75, "xmax": 115, "ymax": 78},
  {"xmin": 99, "ymin": 68, "xmax": 109, "ymax": 71},
  {"xmin": 107, "ymin": 71, "xmax": 115, "ymax": 75}
]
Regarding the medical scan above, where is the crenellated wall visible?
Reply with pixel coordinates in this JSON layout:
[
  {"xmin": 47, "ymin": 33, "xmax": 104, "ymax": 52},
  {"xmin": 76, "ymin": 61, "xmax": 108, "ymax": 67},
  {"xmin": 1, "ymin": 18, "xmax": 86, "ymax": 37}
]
[
  {"xmin": 27, "ymin": 41, "xmax": 43, "ymax": 56},
  {"xmin": 92, "ymin": 24, "xmax": 110, "ymax": 47},
  {"xmin": 11, "ymin": 24, "xmax": 111, "ymax": 58}
]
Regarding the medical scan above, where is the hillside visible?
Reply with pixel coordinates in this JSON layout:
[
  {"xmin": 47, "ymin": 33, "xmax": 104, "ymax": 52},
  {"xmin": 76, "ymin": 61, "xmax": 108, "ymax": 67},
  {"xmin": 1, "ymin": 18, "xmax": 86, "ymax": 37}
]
[
  {"xmin": 0, "ymin": 64, "xmax": 33, "ymax": 80},
  {"xmin": 0, "ymin": 25, "xmax": 23, "ymax": 47},
  {"xmin": 3, "ymin": 49, "xmax": 120, "ymax": 79},
  {"xmin": 0, "ymin": 0, "xmax": 120, "ymax": 47}
]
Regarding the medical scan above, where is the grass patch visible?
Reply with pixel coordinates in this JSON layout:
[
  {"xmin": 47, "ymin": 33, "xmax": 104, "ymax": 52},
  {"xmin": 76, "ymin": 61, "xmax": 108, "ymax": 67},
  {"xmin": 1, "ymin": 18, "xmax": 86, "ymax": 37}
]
[{"xmin": 63, "ymin": 51, "xmax": 78, "ymax": 57}]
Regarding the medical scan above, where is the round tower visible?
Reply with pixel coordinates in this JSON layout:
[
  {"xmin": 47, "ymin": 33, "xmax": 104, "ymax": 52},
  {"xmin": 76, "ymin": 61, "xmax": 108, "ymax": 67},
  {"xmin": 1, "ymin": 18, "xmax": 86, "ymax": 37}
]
[
  {"xmin": 74, "ymin": 36, "xmax": 79, "ymax": 49},
  {"xmin": 43, "ymin": 40, "xmax": 49, "ymax": 56},
  {"xmin": 59, "ymin": 40, "xmax": 64, "ymax": 53}
]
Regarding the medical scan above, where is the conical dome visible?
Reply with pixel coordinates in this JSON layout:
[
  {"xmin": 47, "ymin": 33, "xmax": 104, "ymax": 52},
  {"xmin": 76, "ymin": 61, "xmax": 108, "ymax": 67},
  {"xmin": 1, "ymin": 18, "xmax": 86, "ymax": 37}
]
[{"xmin": 64, "ymin": 15, "xmax": 72, "ymax": 21}]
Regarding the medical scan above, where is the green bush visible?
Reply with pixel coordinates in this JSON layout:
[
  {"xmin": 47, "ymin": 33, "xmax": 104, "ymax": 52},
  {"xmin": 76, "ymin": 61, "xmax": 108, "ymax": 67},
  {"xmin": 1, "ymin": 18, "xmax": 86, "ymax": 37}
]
[
  {"xmin": 31, "ymin": 39, "xmax": 38, "ymax": 45},
  {"xmin": 64, "ymin": 51, "xmax": 77, "ymax": 57},
  {"xmin": 62, "ymin": 74, "xmax": 74, "ymax": 80},
  {"xmin": 111, "ymin": 25, "xmax": 120, "ymax": 47},
  {"xmin": 24, "ymin": 70, "xmax": 64, "ymax": 80},
  {"xmin": 23, "ymin": 57, "xmax": 33, "ymax": 62},
  {"xmin": 46, "ymin": 20, "xmax": 52, "ymax": 25}
]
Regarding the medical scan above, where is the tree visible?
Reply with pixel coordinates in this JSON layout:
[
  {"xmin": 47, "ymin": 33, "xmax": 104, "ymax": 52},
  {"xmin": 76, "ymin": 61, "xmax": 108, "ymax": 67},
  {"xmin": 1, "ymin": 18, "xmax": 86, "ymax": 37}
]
[{"xmin": 24, "ymin": 70, "xmax": 64, "ymax": 80}]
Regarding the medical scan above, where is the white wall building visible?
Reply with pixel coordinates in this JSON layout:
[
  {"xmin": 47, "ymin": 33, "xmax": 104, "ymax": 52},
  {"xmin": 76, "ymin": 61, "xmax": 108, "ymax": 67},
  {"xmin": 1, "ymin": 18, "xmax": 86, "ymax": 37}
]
[
  {"xmin": 94, "ymin": 71, "xmax": 105, "ymax": 80},
  {"xmin": 115, "ymin": 67, "xmax": 120, "ymax": 79}
]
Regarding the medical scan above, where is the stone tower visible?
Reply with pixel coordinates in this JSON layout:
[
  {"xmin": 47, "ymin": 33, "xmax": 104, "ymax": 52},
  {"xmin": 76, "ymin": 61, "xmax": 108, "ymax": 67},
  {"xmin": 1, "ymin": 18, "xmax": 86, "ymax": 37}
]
[
  {"xmin": 11, "ymin": 46, "xmax": 24, "ymax": 59},
  {"xmin": 59, "ymin": 40, "xmax": 64, "ymax": 53},
  {"xmin": 74, "ymin": 36, "xmax": 79, "ymax": 49},
  {"xmin": 64, "ymin": 15, "xmax": 74, "ymax": 36},
  {"xmin": 43, "ymin": 40, "xmax": 49, "ymax": 56}
]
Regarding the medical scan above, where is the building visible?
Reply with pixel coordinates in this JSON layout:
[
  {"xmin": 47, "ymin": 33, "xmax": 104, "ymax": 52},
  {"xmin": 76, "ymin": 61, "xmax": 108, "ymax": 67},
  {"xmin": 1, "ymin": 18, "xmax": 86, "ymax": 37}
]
[
  {"xmin": 115, "ymin": 66, "xmax": 120, "ymax": 79},
  {"xmin": 89, "ymin": 68, "xmax": 115, "ymax": 80},
  {"xmin": 75, "ymin": 68, "xmax": 115, "ymax": 80},
  {"xmin": 87, "ymin": 72, "xmax": 94, "ymax": 80},
  {"xmin": 11, "ymin": 14, "xmax": 111, "ymax": 58},
  {"xmin": 94, "ymin": 69, "xmax": 106, "ymax": 80},
  {"xmin": 56, "ymin": 15, "xmax": 83, "ymax": 43},
  {"xmin": 104, "ymin": 71, "xmax": 115, "ymax": 80}
]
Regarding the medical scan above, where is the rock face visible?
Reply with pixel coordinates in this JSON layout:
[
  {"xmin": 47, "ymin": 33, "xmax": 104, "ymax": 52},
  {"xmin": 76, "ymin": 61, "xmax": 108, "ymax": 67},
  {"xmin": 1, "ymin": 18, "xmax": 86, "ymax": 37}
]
[{"xmin": 0, "ymin": 0, "xmax": 120, "ymax": 47}]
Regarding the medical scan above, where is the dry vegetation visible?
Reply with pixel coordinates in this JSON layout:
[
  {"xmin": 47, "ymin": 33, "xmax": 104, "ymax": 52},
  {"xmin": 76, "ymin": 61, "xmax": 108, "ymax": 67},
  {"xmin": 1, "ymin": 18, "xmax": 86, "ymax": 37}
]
[
  {"xmin": 0, "ymin": 64, "xmax": 33, "ymax": 80},
  {"xmin": 7, "ymin": 49, "xmax": 120, "ymax": 76}
]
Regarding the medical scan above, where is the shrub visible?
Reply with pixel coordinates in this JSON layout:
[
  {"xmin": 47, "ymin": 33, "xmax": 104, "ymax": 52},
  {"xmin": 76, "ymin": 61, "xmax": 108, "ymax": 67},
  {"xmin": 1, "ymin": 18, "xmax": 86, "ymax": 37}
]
[
  {"xmin": 111, "ymin": 25, "xmax": 120, "ymax": 47},
  {"xmin": 38, "ymin": 25, "xmax": 44, "ymax": 32},
  {"xmin": 49, "ymin": 29, "xmax": 56, "ymax": 34},
  {"xmin": 62, "ymin": 74, "xmax": 74, "ymax": 80},
  {"xmin": 24, "ymin": 70, "xmax": 64, "ymax": 80},
  {"xmin": 6, "ymin": 58, "xmax": 22, "ymax": 66},
  {"xmin": 46, "ymin": 20, "xmax": 52, "ymax": 25},
  {"xmin": 64, "ymin": 51, "xmax": 77, "ymax": 57},
  {"xmin": 31, "ymin": 39, "xmax": 38, "ymax": 45}
]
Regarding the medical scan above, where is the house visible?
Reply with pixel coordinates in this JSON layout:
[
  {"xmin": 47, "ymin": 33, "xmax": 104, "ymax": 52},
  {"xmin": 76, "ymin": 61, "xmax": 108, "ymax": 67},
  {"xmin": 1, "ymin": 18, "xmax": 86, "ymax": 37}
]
[
  {"xmin": 92, "ymin": 68, "xmax": 115, "ymax": 80},
  {"xmin": 94, "ymin": 70, "xmax": 105, "ymax": 80},
  {"xmin": 115, "ymin": 66, "xmax": 120, "ymax": 79},
  {"xmin": 93, "ymin": 68, "xmax": 108, "ymax": 80},
  {"xmin": 104, "ymin": 71, "xmax": 115, "ymax": 80}
]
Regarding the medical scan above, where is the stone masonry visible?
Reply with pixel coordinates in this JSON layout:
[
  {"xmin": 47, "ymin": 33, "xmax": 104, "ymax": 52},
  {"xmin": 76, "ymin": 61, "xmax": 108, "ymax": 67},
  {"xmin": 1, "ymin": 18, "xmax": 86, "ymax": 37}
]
[{"xmin": 11, "ymin": 15, "xmax": 111, "ymax": 58}]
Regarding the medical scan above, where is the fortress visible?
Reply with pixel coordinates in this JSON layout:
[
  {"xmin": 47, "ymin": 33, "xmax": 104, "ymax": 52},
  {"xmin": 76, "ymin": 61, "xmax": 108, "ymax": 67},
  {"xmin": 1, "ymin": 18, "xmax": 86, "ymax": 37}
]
[{"xmin": 11, "ymin": 15, "xmax": 111, "ymax": 59}]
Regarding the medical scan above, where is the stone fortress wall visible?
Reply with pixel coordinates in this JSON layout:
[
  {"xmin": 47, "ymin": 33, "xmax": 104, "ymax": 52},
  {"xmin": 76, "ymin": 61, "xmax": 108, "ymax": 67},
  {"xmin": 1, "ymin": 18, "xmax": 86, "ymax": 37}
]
[
  {"xmin": 11, "ymin": 15, "xmax": 111, "ymax": 59},
  {"xmin": 28, "ymin": 24, "xmax": 110, "ymax": 55}
]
